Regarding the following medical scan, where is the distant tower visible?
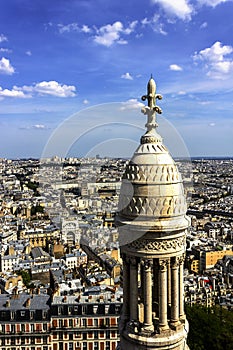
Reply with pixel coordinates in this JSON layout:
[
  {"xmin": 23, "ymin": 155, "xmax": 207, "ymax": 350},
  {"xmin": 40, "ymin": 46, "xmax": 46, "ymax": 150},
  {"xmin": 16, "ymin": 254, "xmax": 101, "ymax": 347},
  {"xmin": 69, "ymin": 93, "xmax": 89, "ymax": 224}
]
[{"xmin": 116, "ymin": 77, "xmax": 190, "ymax": 349}]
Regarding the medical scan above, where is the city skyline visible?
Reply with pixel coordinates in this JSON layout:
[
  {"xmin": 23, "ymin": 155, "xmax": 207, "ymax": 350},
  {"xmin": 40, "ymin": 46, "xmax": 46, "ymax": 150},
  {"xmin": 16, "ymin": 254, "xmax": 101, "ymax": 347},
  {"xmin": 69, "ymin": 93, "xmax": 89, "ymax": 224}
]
[{"xmin": 0, "ymin": 0, "xmax": 233, "ymax": 158}]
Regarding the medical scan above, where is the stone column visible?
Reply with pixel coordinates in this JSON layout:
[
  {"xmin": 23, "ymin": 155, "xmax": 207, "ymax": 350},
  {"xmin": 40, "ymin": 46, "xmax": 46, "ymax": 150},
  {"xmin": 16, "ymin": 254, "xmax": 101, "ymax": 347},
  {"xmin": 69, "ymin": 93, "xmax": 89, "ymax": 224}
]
[
  {"xmin": 143, "ymin": 259, "xmax": 153, "ymax": 331},
  {"xmin": 153, "ymin": 259, "xmax": 159, "ymax": 316},
  {"xmin": 179, "ymin": 255, "xmax": 185, "ymax": 319},
  {"xmin": 130, "ymin": 257, "xmax": 138, "ymax": 321},
  {"xmin": 122, "ymin": 254, "xmax": 130, "ymax": 320},
  {"xmin": 158, "ymin": 259, "xmax": 168, "ymax": 329},
  {"xmin": 140, "ymin": 261, "xmax": 144, "ymax": 303},
  {"xmin": 167, "ymin": 258, "xmax": 171, "ymax": 307},
  {"xmin": 171, "ymin": 257, "xmax": 179, "ymax": 325}
]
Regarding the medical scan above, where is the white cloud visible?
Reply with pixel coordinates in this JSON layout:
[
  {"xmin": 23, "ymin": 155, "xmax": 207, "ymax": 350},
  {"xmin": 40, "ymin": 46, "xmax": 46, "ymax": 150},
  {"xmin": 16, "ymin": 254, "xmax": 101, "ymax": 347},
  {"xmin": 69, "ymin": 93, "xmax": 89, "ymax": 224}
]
[
  {"xmin": 0, "ymin": 86, "xmax": 28, "ymax": 98},
  {"xmin": 121, "ymin": 72, "xmax": 133, "ymax": 80},
  {"xmin": 141, "ymin": 15, "xmax": 167, "ymax": 35},
  {"xmin": 0, "ymin": 57, "xmax": 15, "ymax": 75},
  {"xmin": 194, "ymin": 41, "xmax": 233, "ymax": 62},
  {"xmin": 197, "ymin": 0, "xmax": 232, "ymax": 7},
  {"xmin": 0, "ymin": 48, "xmax": 12, "ymax": 53},
  {"xmin": 152, "ymin": 0, "xmax": 194, "ymax": 21},
  {"xmin": 0, "ymin": 34, "xmax": 7, "ymax": 43},
  {"xmin": 32, "ymin": 124, "xmax": 47, "ymax": 129},
  {"xmin": 193, "ymin": 41, "xmax": 233, "ymax": 78},
  {"xmin": 58, "ymin": 23, "xmax": 79, "ymax": 34},
  {"xmin": 20, "ymin": 124, "xmax": 49, "ymax": 130},
  {"xmin": 57, "ymin": 22, "xmax": 92, "ymax": 35},
  {"xmin": 120, "ymin": 99, "xmax": 144, "ymax": 110},
  {"xmin": 169, "ymin": 64, "xmax": 183, "ymax": 71},
  {"xmin": 83, "ymin": 99, "xmax": 89, "ymax": 104},
  {"xmin": 124, "ymin": 21, "xmax": 138, "ymax": 34},
  {"xmin": 94, "ymin": 21, "xmax": 137, "ymax": 47},
  {"xmin": 32, "ymin": 81, "xmax": 76, "ymax": 97},
  {"xmin": 0, "ymin": 81, "xmax": 76, "ymax": 98},
  {"xmin": 81, "ymin": 25, "xmax": 91, "ymax": 33},
  {"xmin": 26, "ymin": 50, "xmax": 32, "ymax": 56},
  {"xmin": 200, "ymin": 22, "xmax": 208, "ymax": 29}
]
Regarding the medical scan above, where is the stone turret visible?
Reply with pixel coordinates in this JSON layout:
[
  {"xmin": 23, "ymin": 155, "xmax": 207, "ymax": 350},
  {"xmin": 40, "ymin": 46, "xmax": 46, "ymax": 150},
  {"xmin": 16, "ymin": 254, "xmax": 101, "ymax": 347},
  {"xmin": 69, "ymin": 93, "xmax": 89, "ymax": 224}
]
[{"xmin": 116, "ymin": 76, "xmax": 190, "ymax": 350}]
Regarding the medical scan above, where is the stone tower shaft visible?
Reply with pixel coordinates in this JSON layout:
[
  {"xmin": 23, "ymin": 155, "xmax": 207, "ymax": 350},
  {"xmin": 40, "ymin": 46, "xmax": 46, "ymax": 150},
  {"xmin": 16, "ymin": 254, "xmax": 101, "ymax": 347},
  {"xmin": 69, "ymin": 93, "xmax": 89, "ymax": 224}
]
[{"xmin": 116, "ymin": 77, "xmax": 190, "ymax": 350}]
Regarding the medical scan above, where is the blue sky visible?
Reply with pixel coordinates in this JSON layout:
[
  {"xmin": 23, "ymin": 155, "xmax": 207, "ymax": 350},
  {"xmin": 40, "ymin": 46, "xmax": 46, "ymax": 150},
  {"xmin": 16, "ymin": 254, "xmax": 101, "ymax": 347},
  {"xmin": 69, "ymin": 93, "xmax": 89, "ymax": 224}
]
[{"xmin": 0, "ymin": 0, "xmax": 233, "ymax": 158}]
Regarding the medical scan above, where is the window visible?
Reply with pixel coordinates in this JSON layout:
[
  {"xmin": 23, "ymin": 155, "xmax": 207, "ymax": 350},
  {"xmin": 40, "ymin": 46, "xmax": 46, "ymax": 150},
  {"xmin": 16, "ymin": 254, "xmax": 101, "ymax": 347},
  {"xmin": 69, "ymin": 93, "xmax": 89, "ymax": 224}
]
[
  {"xmin": 20, "ymin": 311, "xmax": 26, "ymax": 317},
  {"xmin": 82, "ymin": 319, "xmax": 87, "ymax": 327},
  {"xmin": 111, "ymin": 331, "xmax": 115, "ymax": 338},
  {"xmin": 68, "ymin": 343, "xmax": 73, "ymax": 350},
  {"xmin": 83, "ymin": 343, "xmax": 87, "ymax": 350},
  {"xmin": 106, "ymin": 341, "xmax": 110, "ymax": 350},
  {"xmin": 106, "ymin": 330, "xmax": 110, "ymax": 339},
  {"xmin": 94, "ymin": 342, "xmax": 99, "ymax": 350},
  {"xmin": 69, "ymin": 319, "xmax": 73, "ymax": 327}
]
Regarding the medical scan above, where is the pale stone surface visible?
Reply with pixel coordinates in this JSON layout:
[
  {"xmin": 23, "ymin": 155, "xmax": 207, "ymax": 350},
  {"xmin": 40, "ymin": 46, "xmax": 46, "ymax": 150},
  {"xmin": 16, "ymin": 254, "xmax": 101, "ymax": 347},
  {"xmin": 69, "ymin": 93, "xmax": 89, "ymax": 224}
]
[{"xmin": 116, "ymin": 77, "xmax": 190, "ymax": 350}]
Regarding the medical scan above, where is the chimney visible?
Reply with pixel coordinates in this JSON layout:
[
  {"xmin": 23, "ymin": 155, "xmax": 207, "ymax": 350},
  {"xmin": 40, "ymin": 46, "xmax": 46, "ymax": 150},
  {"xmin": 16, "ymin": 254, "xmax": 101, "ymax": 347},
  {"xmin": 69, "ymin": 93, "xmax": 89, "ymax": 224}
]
[{"xmin": 25, "ymin": 297, "xmax": 31, "ymax": 307}]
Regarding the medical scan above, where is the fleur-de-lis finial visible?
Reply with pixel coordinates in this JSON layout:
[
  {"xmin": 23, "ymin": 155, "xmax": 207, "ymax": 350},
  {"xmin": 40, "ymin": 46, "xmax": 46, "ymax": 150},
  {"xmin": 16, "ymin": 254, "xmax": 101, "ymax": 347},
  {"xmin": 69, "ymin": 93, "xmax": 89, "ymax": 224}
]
[{"xmin": 140, "ymin": 76, "xmax": 163, "ymax": 143}]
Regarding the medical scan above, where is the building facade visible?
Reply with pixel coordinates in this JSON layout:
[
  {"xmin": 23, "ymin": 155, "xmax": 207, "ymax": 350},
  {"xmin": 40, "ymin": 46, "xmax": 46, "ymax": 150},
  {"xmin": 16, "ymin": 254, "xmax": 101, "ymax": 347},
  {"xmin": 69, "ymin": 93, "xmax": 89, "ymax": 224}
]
[{"xmin": 0, "ymin": 292, "xmax": 121, "ymax": 350}]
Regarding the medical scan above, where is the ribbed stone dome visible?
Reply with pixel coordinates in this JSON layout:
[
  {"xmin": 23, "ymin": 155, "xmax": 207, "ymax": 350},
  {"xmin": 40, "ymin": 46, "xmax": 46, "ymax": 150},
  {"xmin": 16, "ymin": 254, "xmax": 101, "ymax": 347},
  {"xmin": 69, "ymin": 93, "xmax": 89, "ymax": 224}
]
[
  {"xmin": 117, "ymin": 133, "xmax": 188, "ymax": 232},
  {"xmin": 116, "ymin": 77, "xmax": 189, "ymax": 240}
]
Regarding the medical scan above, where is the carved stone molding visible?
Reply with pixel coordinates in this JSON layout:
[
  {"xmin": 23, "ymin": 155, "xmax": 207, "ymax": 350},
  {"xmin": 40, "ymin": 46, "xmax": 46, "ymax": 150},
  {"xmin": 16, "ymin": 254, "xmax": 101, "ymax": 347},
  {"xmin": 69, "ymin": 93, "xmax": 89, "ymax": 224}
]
[
  {"xmin": 141, "ymin": 258, "xmax": 153, "ymax": 270},
  {"xmin": 119, "ymin": 194, "xmax": 186, "ymax": 217},
  {"xmin": 171, "ymin": 257, "xmax": 179, "ymax": 269},
  {"xmin": 123, "ymin": 164, "xmax": 180, "ymax": 184},
  {"xmin": 158, "ymin": 259, "xmax": 169, "ymax": 271},
  {"xmin": 127, "ymin": 236, "xmax": 185, "ymax": 252},
  {"xmin": 177, "ymin": 254, "xmax": 185, "ymax": 265}
]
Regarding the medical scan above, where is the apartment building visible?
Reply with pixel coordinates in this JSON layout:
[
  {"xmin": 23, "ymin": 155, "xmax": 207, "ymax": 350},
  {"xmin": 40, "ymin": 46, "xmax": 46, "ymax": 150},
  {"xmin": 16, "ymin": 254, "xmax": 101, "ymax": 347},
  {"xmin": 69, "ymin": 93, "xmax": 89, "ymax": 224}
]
[{"xmin": 0, "ymin": 291, "xmax": 122, "ymax": 350}]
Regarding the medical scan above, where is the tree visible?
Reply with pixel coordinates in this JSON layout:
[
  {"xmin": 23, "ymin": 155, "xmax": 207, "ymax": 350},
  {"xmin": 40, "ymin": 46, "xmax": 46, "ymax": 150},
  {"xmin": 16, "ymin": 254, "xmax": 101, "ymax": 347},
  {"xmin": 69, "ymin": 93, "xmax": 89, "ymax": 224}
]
[
  {"xmin": 186, "ymin": 304, "xmax": 233, "ymax": 349},
  {"xmin": 16, "ymin": 270, "xmax": 31, "ymax": 288}
]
